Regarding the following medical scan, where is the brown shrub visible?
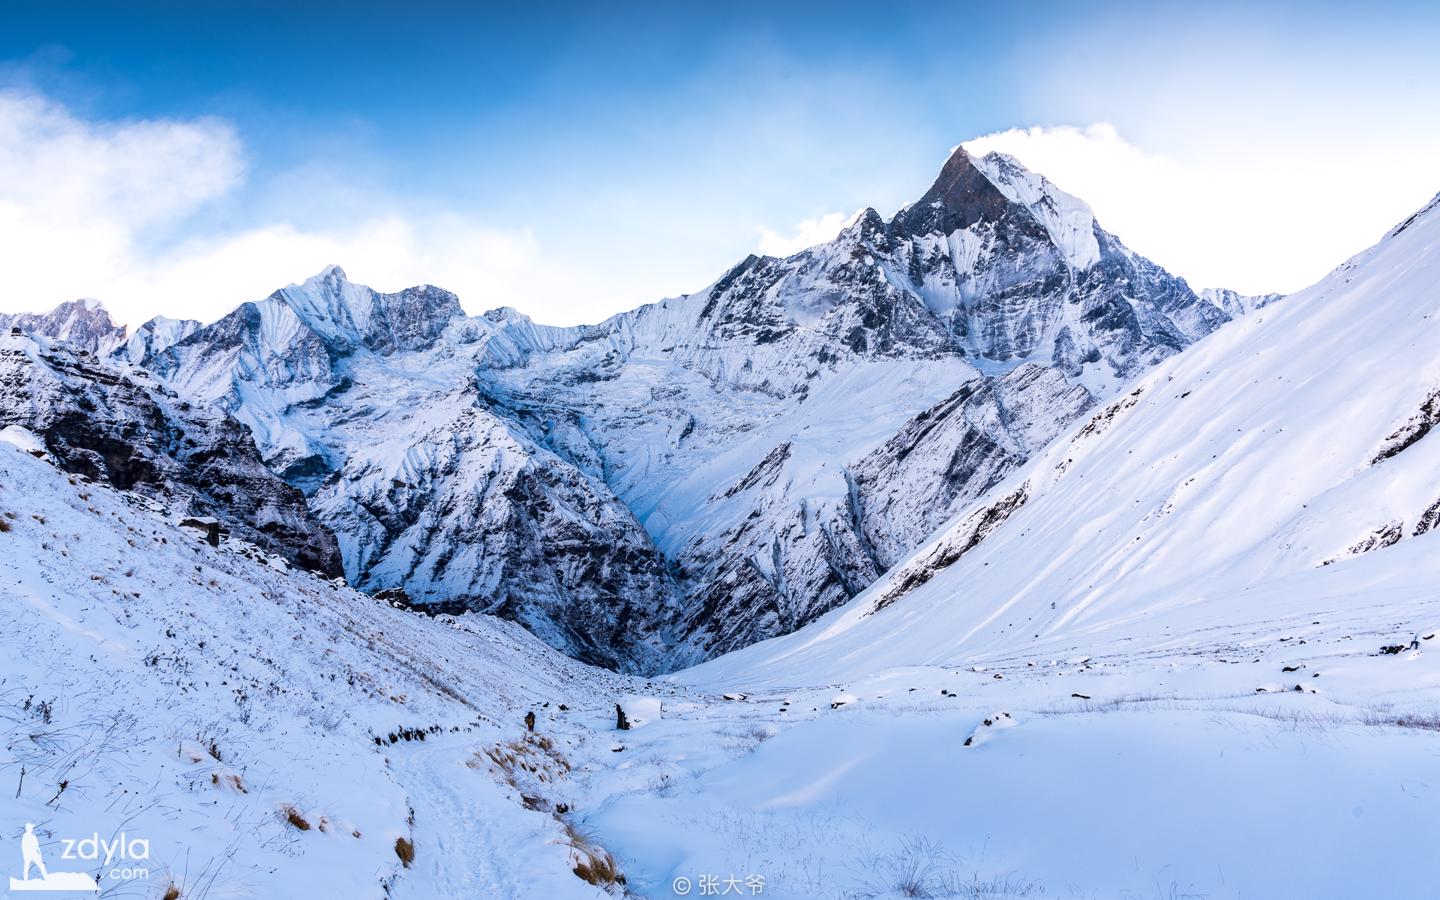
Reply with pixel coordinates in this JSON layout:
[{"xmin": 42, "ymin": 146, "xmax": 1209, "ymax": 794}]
[
  {"xmin": 281, "ymin": 805, "xmax": 311, "ymax": 831},
  {"xmin": 394, "ymin": 836, "xmax": 415, "ymax": 868}
]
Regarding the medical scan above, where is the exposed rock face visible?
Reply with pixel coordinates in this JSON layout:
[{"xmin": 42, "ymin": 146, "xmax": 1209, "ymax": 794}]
[
  {"xmin": 27, "ymin": 148, "xmax": 1255, "ymax": 671},
  {"xmin": 0, "ymin": 331, "xmax": 342, "ymax": 575},
  {"xmin": 850, "ymin": 364, "xmax": 1094, "ymax": 569},
  {"xmin": 302, "ymin": 375, "xmax": 680, "ymax": 673}
]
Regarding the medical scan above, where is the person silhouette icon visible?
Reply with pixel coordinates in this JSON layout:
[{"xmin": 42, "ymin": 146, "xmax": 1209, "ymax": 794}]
[{"xmin": 20, "ymin": 823, "xmax": 48, "ymax": 881}]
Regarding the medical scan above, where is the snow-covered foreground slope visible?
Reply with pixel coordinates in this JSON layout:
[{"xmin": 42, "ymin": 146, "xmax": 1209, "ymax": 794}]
[
  {"xmin": 4, "ymin": 431, "xmax": 1438, "ymax": 899},
  {"xmin": 598, "ymin": 617, "xmax": 1440, "ymax": 899},
  {"xmin": 0, "ymin": 442, "xmax": 656, "ymax": 898}
]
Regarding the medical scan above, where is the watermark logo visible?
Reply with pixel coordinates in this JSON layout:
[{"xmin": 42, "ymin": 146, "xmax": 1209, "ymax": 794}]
[
  {"xmin": 8, "ymin": 823, "xmax": 151, "ymax": 894},
  {"xmin": 672, "ymin": 872, "xmax": 765, "ymax": 895}
]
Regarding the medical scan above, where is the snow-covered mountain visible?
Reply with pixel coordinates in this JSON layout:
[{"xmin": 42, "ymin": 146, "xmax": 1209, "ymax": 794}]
[
  {"xmin": 691, "ymin": 190, "xmax": 1440, "ymax": 686},
  {"xmin": 484, "ymin": 146, "xmax": 1240, "ymax": 664},
  {"xmin": 1199, "ymin": 285, "xmax": 1285, "ymax": 317},
  {"xmin": 116, "ymin": 314, "xmax": 204, "ymax": 365},
  {"xmin": 0, "ymin": 298, "xmax": 129, "ymax": 355},
  {"xmin": 0, "ymin": 297, "xmax": 202, "ymax": 362},
  {"xmin": 131, "ymin": 268, "xmax": 681, "ymax": 671},
  {"xmin": 1, "ymin": 146, "xmax": 1252, "ymax": 671}
]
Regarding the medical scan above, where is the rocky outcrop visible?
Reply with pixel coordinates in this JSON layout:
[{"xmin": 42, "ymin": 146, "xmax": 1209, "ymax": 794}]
[
  {"xmin": 0, "ymin": 332, "xmax": 342, "ymax": 575},
  {"xmin": 305, "ymin": 376, "xmax": 679, "ymax": 673}
]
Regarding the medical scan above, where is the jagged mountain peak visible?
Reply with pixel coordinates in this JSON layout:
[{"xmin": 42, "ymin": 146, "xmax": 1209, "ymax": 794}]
[
  {"xmin": 888, "ymin": 145, "xmax": 1103, "ymax": 273},
  {"xmin": 892, "ymin": 143, "xmax": 1020, "ymax": 237},
  {"xmin": 313, "ymin": 262, "xmax": 349, "ymax": 282},
  {"xmin": 260, "ymin": 265, "xmax": 464, "ymax": 355},
  {"xmin": 115, "ymin": 314, "xmax": 203, "ymax": 366},
  {"xmin": 967, "ymin": 150, "xmax": 1104, "ymax": 270},
  {"xmin": 0, "ymin": 296, "xmax": 128, "ymax": 355},
  {"xmin": 481, "ymin": 305, "xmax": 534, "ymax": 325}
]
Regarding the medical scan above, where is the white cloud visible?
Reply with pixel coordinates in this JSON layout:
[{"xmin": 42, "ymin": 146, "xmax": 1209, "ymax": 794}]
[
  {"xmin": 964, "ymin": 123, "xmax": 1440, "ymax": 295},
  {"xmin": 0, "ymin": 90, "xmax": 587, "ymax": 328},
  {"xmin": 0, "ymin": 91, "xmax": 244, "ymax": 228},
  {"xmin": 756, "ymin": 211, "xmax": 851, "ymax": 258},
  {"xmin": 6, "ymin": 85, "xmax": 1438, "ymax": 332}
]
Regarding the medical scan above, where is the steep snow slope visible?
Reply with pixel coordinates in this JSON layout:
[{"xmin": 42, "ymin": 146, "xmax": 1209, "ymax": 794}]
[
  {"xmin": 686, "ymin": 192, "xmax": 1440, "ymax": 686},
  {"xmin": 848, "ymin": 362, "xmax": 1092, "ymax": 567},
  {"xmin": 0, "ymin": 442, "xmax": 644, "ymax": 899},
  {"xmin": 570, "ymin": 193, "xmax": 1440, "ymax": 900},
  {"xmin": 115, "ymin": 314, "xmax": 203, "ymax": 365},
  {"xmin": 0, "ymin": 332, "xmax": 342, "ymax": 574}
]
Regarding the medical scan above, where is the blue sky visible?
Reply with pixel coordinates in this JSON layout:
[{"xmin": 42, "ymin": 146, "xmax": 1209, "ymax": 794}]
[{"xmin": 2, "ymin": 1, "xmax": 1438, "ymax": 325}]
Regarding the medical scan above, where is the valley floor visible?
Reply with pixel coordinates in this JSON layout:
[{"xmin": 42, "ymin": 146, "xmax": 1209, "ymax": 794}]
[{"xmin": 562, "ymin": 589, "xmax": 1440, "ymax": 899}]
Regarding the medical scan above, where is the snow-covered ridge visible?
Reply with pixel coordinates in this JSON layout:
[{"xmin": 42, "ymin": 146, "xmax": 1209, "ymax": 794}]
[{"xmin": 1199, "ymin": 285, "xmax": 1284, "ymax": 317}]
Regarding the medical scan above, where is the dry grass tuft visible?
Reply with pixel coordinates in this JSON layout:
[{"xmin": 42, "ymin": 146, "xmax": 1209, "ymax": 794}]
[
  {"xmin": 281, "ymin": 805, "xmax": 312, "ymax": 831},
  {"xmin": 470, "ymin": 731, "xmax": 624, "ymax": 888},
  {"xmin": 474, "ymin": 732, "xmax": 571, "ymax": 786},
  {"xmin": 210, "ymin": 772, "xmax": 247, "ymax": 793},
  {"xmin": 561, "ymin": 821, "xmax": 625, "ymax": 887},
  {"xmin": 394, "ymin": 836, "xmax": 415, "ymax": 868},
  {"xmin": 162, "ymin": 885, "xmax": 181, "ymax": 900},
  {"xmin": 1360, "ymin": 708, "xmax": 1440, "ymax": 731}
]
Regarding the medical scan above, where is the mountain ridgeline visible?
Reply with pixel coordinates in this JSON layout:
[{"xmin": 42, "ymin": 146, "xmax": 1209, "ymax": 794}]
[{"xmin": 0, "ymin": 146, "xmax": 1261, "ymax": 672}]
